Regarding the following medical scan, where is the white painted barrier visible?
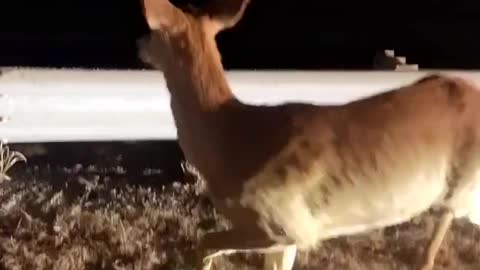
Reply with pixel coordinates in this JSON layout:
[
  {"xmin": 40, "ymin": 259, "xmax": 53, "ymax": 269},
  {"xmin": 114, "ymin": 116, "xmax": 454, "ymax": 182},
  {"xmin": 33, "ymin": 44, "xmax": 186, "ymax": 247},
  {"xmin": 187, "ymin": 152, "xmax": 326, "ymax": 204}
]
[{"xmin": 1, "ymin": 67, "xmax": 480, "ymax": 143}]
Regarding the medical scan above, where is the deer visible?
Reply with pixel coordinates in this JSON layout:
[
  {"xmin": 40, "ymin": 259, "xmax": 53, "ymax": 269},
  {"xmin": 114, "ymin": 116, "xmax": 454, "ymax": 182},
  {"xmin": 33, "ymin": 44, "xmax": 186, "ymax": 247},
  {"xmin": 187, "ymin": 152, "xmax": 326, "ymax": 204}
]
[{"xmin": 136, "ymin": 0, "xmax": 480, "ymax": 269}]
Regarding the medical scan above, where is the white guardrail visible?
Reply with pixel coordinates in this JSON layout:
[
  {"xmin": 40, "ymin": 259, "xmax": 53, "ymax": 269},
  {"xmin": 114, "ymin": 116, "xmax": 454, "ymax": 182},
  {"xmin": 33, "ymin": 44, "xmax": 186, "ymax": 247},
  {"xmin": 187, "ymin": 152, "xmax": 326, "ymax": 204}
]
[{"xmin": 1, "ymin": 67, "xmax": 480, "ymax": 143}]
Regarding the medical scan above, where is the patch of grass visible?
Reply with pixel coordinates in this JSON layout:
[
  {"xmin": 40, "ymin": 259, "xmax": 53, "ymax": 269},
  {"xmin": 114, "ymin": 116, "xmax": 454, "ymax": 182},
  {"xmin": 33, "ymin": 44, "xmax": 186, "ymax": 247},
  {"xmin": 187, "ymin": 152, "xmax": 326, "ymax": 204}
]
[{"xmin": 0, "ymin": 141, "xmax": 27, "ymax": 183}]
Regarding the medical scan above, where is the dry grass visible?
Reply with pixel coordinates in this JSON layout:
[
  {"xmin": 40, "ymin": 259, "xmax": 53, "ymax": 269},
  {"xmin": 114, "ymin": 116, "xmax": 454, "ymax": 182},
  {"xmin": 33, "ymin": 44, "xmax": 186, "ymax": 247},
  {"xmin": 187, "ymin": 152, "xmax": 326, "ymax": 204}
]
[{"xmin": 1, "ymin": 143, "xmax": 480, "ymax": 270}]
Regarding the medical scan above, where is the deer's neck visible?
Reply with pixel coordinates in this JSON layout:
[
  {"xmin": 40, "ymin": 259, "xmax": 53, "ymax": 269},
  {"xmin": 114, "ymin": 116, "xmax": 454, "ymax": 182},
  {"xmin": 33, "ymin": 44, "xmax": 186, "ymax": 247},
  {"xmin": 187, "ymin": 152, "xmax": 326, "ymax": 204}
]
[
  {"xmin": 159, "ymin": 30, "xmax": 242, "ymax": 176},
  {"xmin": 162, "ymin": 33, "xmax": 236, "ymax": 112}
]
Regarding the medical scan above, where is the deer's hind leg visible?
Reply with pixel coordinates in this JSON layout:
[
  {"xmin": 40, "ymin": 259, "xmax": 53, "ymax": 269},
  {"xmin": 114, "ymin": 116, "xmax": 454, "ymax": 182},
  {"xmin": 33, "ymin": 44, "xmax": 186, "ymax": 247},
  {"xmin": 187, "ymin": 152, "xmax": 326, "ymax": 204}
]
[
  {"xmin": 421, "ymin": 142, "xmax": 480, "ymax": 270},
  {"xmin": 420, "ymin": 208, "xmax": 454, "ymax": 270}
]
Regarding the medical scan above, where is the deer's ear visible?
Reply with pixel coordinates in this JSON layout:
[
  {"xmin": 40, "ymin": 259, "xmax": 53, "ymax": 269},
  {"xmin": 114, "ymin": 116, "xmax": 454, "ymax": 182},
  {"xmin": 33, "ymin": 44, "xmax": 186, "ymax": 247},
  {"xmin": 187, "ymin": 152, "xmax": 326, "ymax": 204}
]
[
  {"xmin": 202, "ymin": 0, "xmax": 251, "ymax": 34},
  {"xmin": 141, "ymin": 0, "xmax": 184, "ymax": 30}
]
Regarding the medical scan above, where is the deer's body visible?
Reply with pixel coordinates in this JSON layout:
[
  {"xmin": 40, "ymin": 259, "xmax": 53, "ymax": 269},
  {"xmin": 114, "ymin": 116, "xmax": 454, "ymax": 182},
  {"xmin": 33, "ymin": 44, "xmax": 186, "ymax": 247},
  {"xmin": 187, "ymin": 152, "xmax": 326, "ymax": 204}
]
[
  {"xmin": 138, "ymin": 0, "xmax": 480, "ymax": 269},
  {"xmin": 176, "ymin": 75, "xmax": 480, "ymax": 250}
]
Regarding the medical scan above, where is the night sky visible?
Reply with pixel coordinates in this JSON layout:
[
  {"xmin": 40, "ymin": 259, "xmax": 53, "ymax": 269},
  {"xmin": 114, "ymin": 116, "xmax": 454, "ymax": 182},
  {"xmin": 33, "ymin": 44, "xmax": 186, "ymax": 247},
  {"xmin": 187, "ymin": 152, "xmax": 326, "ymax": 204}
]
[{"xmin": 1, "ymin": 0, "xmax": 480, "ymax": 70}]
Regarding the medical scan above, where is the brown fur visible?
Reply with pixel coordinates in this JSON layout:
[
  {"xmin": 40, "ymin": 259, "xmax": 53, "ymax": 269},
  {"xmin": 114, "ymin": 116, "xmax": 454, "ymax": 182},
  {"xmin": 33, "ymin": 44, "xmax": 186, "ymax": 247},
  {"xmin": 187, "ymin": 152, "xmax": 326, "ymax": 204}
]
[{"xmin": 137, "ymin": 1, "xmax": 480, "ymax": 269}]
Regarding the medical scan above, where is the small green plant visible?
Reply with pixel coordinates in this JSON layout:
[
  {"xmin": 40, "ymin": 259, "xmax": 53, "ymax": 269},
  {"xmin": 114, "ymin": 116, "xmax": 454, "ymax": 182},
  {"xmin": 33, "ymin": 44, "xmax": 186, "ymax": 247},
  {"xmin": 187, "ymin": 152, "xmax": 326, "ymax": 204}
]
[{"xmin": 0, "ymin": 140, "xmax": 27, "ymax": 182}]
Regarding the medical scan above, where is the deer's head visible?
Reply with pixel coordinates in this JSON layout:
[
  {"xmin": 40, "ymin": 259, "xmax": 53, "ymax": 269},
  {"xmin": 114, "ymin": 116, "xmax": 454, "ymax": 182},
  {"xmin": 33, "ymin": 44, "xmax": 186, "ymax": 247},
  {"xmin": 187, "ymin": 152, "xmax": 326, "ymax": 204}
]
[{"xmin": 138, "ymin": 0, "xmax": 250, "ymax": 70}]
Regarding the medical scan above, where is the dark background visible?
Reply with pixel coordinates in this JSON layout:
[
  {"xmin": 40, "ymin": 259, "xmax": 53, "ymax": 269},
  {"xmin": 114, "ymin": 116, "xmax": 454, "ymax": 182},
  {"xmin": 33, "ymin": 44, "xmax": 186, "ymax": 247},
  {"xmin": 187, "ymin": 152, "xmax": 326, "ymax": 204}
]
[{"xmin": 0, "ymin": 0, "xmax": 480, "ymax": 70}]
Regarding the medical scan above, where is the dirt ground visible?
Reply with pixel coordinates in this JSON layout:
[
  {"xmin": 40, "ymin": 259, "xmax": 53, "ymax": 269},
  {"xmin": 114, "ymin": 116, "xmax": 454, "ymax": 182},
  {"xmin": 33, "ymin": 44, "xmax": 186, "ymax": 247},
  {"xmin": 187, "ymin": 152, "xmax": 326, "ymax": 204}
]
[{"xmin": 1, "ymin": 142, "xmax": 480, "ymax": 270}]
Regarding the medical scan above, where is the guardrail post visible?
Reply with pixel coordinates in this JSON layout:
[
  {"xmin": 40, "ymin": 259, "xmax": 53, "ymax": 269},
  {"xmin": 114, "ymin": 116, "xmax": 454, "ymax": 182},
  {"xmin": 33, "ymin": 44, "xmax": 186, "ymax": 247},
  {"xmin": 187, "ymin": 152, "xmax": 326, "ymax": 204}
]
[{"xmin": 373, "ymin": 49, "xmax": 419, "ymax": 71}]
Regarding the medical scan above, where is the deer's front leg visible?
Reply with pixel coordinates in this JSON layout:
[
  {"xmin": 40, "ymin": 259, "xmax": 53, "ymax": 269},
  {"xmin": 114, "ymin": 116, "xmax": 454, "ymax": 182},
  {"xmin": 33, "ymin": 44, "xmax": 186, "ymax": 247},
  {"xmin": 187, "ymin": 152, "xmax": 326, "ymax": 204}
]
[
  {"xmin": 420, "ymin": 208, "xmax": 454, "ymax": 270},
  {"xmin": 197, "ymin": 229, "xmax": 295, "ymax": 270},
  {"xmin": 264, "ymin": 244, "xmax": 297, "ymax": 270}
]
